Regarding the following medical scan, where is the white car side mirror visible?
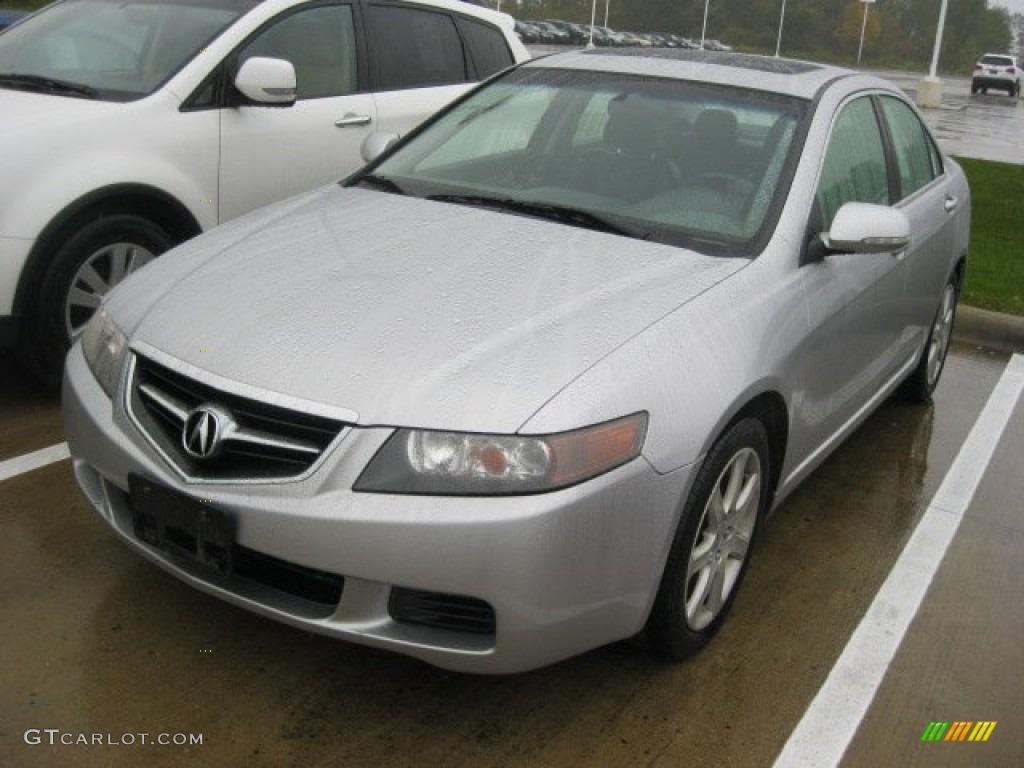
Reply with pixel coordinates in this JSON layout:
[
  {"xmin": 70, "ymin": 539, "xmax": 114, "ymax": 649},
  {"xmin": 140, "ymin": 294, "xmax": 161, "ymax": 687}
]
[
  {"xmin": 360, "ymin": 132, "xmax": 401, "ymax": 164},
  {"xmin": 234, "ymin": 57, "xmax": 297, "ymax": 106}
]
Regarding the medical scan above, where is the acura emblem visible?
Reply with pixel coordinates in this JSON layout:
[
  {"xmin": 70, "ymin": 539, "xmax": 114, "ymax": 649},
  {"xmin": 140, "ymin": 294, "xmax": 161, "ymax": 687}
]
[{"xmin": 183, "ymin": 405, "xmax": 232, "ymax": 460}]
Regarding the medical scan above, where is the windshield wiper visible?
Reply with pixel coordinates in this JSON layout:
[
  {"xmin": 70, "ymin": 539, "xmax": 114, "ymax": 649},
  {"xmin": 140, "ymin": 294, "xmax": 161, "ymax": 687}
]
[
  {"xmin": 426, "ymin": 194, "xmax": 651, "ymax": 241},
  {"xmin": 0, "ymin": 73, "xmax": 99, "ymax": 99},
  {"xmin": 353, "ymin": 173, "xmax": 407, "ymax": 195}
]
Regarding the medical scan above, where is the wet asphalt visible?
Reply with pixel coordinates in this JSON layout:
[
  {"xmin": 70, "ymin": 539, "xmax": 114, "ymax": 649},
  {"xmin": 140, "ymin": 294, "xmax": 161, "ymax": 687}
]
[
  {"xmin": 2, "ymin": 343, "xmax": 1020, "ymax": 768},
  {"xmin": 2, "ymin": 64, "xmax": 1023, "ymax": 768}
]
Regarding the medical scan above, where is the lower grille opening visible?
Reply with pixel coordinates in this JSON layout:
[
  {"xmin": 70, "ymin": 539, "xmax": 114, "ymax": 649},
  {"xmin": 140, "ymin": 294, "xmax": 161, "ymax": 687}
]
[
  {"xmin": 389, "ymin": 588, "xmax": 496, "ymax": 636},
  {"xmin": 235, "ymin": 548, "xmax": 344, "ymax": 607}
]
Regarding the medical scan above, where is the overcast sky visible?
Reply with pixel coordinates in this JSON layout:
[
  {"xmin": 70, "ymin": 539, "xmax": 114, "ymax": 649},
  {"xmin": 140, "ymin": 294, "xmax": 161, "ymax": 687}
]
[{"xmin": 992, "ymin": 0, "xmax": 1024, "ymax": 17}]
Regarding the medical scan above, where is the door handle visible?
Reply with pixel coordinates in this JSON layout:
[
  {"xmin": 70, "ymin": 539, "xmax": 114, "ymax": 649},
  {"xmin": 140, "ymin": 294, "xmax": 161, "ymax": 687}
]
[
  {"xmin": 335, "ymin": 113, "xmax": 372, "ymax": 128},
  {"xmin": 943, "ymin": 194, "xmax": 959, "ymax": 213}
]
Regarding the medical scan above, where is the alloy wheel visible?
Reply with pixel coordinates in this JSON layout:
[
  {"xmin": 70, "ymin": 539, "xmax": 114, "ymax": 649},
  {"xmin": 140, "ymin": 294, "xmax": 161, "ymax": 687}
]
[{"xmin": 684, "ymin": 446, "xmax": 762, "ymax": 631}]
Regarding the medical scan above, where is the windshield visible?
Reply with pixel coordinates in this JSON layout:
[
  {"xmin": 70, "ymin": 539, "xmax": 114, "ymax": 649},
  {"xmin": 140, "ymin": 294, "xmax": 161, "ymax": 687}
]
[
  {"xmin": 361, "ymin": 67, "xmax": 807, "ymax": 255},
  {"xmin": 0, "ymin": 0, "xmax": 257, "ymax": 101}
]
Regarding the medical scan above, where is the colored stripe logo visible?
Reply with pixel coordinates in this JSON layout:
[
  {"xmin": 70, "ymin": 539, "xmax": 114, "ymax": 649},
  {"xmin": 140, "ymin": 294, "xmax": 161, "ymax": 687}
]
[{"xmin": 921, "ymin": 721, "xmax": 996, "ymax": 742}]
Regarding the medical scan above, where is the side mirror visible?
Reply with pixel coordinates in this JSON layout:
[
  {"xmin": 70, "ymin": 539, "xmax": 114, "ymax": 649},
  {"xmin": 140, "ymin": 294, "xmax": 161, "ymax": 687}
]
[
  {"xmin": 234, "ymin": 57, "xmax": 296, "ymax": 106},
  {"xmin": 821, "ymin": 202, "xmax": 911, "ymax": 255},
  {"xmin": 360, "ymin": 131, "xmax": 400, "ymax": 164}
]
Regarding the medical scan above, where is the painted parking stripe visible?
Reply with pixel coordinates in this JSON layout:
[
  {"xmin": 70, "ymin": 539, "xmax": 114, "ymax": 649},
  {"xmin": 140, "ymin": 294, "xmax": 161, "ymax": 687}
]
[
  {"xmin": 0, "ymin": 442, "xmax": 71, "ymax": 483},
  {"xmin": 775, "ymin": 353, "xmax": 1024, "ymax": 768}
]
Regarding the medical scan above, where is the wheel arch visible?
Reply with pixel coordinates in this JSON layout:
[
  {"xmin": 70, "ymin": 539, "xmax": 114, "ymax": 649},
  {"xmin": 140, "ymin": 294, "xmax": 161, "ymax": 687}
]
[
  {"xmin": 721, "ymin": 390, "xmax": 789, "ymax": 511},
  {"xmin": 14, "ymin": 184, "xmax": 203, "ymax": 317}
]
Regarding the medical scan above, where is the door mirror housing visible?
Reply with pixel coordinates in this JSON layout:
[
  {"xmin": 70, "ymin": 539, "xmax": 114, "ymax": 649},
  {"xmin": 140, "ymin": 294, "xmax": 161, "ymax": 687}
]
[
  {"xmin": 361, "ymin": 132, "xmax": 401, "ymax": 164},
  {"xmin": 234, "ymin": 57, "xmax": 297, "ymax": 106},
  {"xmin": 821, "ymin": 202, "xmax": 911, "ymax": 255}
]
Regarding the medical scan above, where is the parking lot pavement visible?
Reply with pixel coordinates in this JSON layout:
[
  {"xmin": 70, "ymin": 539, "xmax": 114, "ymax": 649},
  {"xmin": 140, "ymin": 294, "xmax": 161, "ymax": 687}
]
[
  {"xmin": 0, "ymin": 345, "xmax": 1016, "ymax": 767},
  {"xmin": 844, "ymin": 356, "xmax": 1024, "ymax": 767},
  {"xmin": 0, "ymin": 351, "xmax": 64, "ymax": 463},
  {"xmin": 777, "ymin": 353, "xmax": 1024, "ymax": 767}
]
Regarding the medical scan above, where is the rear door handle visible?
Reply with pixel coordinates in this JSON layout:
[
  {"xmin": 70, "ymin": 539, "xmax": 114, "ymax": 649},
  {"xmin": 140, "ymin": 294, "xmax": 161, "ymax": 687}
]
[
  {"xmin": 943, "ymin": 194, "xmax": 959, "ymax": 213},
  {"xmin": 335, "ymin": 113, "xmax": 372, "ymax": 128}
]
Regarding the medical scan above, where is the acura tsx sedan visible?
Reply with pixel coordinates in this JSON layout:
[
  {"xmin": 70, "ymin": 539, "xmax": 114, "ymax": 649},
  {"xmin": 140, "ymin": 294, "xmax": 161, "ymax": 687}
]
[{"xmin": 64, "ymin": 49, "xmax": 970, "ymax": 673}]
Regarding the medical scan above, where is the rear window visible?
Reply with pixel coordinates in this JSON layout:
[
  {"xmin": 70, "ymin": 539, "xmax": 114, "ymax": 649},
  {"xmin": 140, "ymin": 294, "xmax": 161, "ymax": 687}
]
[
  {"xmin": 456, "ymin": 17, "xmax": 513, "ymax": 79},
  {"xmin": 367, "ymin": 5, "xmax": 466, "ymax": 90},
  {"xmin": 980, "ymin": 55, "xmax": 1014, "ymax": 66}
]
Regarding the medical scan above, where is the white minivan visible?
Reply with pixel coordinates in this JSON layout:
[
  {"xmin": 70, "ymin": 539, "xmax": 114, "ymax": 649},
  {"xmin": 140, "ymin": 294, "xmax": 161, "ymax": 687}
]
[{"xmin": 0, "ymin": 0, "xmax": 528, "ymax": 375}]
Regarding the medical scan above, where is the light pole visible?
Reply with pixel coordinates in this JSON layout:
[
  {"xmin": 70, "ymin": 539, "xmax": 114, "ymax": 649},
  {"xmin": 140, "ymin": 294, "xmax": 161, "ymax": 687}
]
[
  {"xmin": 775, "ymin": 0, "xmax": 786, "ymax": 57},
  {"xmin": 927, "ymin": 0, "xmax": 950, "ymax": 78},
  {"xmin": 588, "ymin": 0, "xmax": 597, "ymax": 48},
  {"xmin": 604, "ymin": 0, "xmax": 610, "ymax": 28},
  {"xmin": 700, "ymin": 0, "xmax": 710, "ymax": 48},
  {"xmin": 917, "ymin": 0, "xmax": 950, "ymax": 107},
  {"xmin": 856, "ymin": 0, "xmax": 873, "ymax": 66}
]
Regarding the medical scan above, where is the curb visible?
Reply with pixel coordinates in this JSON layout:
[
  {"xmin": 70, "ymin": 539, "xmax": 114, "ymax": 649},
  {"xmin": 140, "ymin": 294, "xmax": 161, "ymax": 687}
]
[{"xmin": 954, "ymin": 305, "xmax": 1024, "ymax": 354}]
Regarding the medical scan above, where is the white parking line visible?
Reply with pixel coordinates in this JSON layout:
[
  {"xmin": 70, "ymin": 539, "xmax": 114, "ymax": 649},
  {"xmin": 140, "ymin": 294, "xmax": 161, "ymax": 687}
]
[
  {"xmin": 0, "ymin": 442, "xmax": 71, "ymax": 484},
  {"xmin": 774, "ymin": 353, "xmax": 1024, "ymax": 768}
]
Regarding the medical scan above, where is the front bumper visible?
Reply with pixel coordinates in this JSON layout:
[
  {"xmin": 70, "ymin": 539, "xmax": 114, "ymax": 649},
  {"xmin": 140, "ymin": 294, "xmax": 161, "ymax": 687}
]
[{"xmin": 63, "ymin": 345, "xmax": 694, "ymax": 673}]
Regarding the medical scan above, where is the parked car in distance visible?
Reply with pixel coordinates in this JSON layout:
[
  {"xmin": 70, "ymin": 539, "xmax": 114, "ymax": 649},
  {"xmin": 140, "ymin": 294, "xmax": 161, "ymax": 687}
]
[
  {"xmin": 0, "ymin": 0, "xmax": 528, "ymax": 377},
  {"xmin": 525, "ymin": 20, "xmax": 569, "ymax": 45},
  {"xmin": 514, "ymin": 19, "xmax": 540, "ymax": 44},
  {"xmin": 544, "ymin": 19, "xmax": 589, "ymax": 46},
  {"xmin": 702, "ymin": 38, "xmax": 733, "ymax": 51},
  {"xmin": 971, "ymin": 53, "xmax": 1021, "ymax": 96},
  {"xmin": 65, "ymin": 49, "xmax": 969, "ymax": 674}
]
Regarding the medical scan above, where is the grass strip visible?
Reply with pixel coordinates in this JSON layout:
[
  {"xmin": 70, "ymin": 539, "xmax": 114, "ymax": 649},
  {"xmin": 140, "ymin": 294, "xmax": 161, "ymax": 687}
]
[{"xmin": 954, "ymin": 157, "xmax": 1024, "ymax": 317}]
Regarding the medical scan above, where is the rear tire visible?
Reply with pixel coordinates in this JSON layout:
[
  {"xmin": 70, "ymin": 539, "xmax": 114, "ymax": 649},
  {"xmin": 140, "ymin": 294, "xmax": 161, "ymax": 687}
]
[
  {"xmin": 901, "ymin": 277, "xmax": 958, "ymax": 403},
  {"xmin": 646, "ymin": 418, "xmax": 770, "ymax": 660}
]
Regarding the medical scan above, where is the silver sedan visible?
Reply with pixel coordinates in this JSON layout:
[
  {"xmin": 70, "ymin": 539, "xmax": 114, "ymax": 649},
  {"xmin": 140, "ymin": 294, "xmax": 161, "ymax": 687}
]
[{"xmin": 63, "ymin": 50, "xmax": 969, "ymax": 673}]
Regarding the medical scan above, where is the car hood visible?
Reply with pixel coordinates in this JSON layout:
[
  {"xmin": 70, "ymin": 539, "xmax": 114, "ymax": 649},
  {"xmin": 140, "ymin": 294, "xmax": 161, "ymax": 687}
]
[{"xmin": 121, "ymin": 187, "xmax": 746, "ymax": 433}]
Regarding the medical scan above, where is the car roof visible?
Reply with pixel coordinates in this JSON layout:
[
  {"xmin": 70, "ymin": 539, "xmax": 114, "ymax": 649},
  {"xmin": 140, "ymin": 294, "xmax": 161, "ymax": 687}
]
[{"xmin": 523, "ymin": 48, "xmax": 877, "ymax": 101}]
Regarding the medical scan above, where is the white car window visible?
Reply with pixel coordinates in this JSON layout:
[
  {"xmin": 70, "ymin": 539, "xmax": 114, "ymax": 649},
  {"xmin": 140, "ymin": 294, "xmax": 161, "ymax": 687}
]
[{"xmin": 236, "ymin": 4, "xmax": 357, "ymax": 100}]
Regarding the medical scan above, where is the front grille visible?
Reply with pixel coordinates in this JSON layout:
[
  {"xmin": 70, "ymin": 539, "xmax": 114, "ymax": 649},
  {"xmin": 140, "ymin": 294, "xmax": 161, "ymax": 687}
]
[
  {"xmin": 129, "ymin": 354, "xmax": 348, "ymax": 481},
  {"xmin": 389, "ymin": 588, "xmax": 496, "ymax": 636}
]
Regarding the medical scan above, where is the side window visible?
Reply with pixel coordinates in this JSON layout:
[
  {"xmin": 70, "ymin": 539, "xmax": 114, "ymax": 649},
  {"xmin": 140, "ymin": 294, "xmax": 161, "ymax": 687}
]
[
  {"xmin": 236, "ymin": 4, "xmax": 357, "ymax": 100},
  {"xmin": 816, "ymin": 97, "xmax": 889, "ymax": 230},
  {"xmin": 879, "ymin": 96, "xmax": 942, "ymax": 199},
  {"xmin": 455, "ymin": 17, "xmax": 514, "ymax": 79},
  {"xmin": 367, "ymin": 5, "xmax": 466, "ymax": 90}
]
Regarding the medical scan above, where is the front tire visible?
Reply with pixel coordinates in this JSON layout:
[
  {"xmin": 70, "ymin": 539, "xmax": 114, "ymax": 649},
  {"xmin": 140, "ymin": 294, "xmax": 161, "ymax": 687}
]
[
  {"xmin": 31, "ymin": 214, "xmax": 171, "ymax": 377},
  {"xmin": 646, "ymin": 418, "xmax": 771, "ymax": 659}
]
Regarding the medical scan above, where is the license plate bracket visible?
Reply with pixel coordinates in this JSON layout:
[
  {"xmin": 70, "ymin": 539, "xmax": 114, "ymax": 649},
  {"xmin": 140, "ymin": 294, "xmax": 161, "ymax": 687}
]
[{"xmin": 129, "ymin": 475, "xmax": 236, "ymax": 574}]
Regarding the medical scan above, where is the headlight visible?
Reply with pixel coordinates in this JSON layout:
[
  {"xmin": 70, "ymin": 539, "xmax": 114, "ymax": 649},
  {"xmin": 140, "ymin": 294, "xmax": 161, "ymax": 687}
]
[
  {"xmin": 355, "ymin": 412, "xmax": 647, "ymax": 496},
  {"xmin": 80, "ymin": 308, "xmax": 128, "ymax": 397}
]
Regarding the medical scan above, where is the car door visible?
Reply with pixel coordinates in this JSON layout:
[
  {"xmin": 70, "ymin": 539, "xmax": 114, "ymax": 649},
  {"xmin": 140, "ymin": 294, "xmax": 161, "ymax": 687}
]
[
  {"xmin": 876, "ymin": 95, "xmax": 959, "ymax": 363},
  {"xmin": 791, "ymin": 95, "xmax": 898, "ymax": 452},
  {"xmin": 217, "ymin": 2, "xmax": 377, "ymax": 222}
]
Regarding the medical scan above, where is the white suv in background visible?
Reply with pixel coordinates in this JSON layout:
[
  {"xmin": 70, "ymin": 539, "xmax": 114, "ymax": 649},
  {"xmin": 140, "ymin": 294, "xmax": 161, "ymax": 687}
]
[
  {"xmin": 0, "ymin": 0, "xmax": 528, "ymax": 376},
  {"xmin": 971, "ymin": 53, "xmax": 1022, "ymax": 96}
]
